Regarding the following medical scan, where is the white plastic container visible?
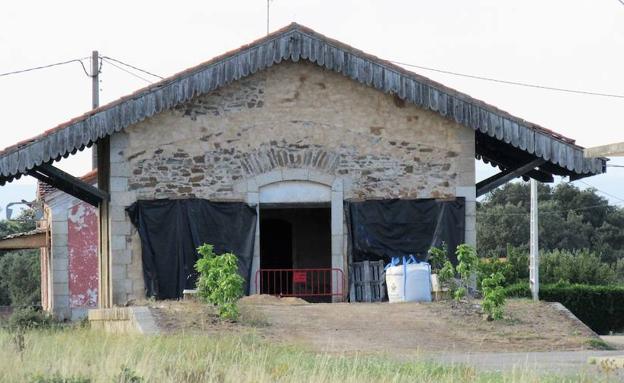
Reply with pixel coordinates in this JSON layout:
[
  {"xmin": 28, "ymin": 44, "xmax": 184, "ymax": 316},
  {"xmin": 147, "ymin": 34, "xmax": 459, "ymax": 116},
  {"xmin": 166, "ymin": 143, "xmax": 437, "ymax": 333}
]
[{"xmin": 385, "ymin": 262, "xmax": 432, "ymax": 303}]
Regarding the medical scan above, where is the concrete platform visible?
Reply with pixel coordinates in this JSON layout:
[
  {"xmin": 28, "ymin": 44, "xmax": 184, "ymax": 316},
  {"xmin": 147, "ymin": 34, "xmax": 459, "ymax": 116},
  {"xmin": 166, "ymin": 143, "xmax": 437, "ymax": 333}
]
[{"xmin": 88, "ymin": 306, "xmax": 159, "ymax": 335}]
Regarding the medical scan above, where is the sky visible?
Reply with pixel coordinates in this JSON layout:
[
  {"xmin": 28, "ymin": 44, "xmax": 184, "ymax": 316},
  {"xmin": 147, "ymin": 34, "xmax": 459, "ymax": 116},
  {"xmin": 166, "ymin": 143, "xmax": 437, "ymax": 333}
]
[{"xmin": 0, "ymin": 0, "xmax": 623, "ymax": 215}]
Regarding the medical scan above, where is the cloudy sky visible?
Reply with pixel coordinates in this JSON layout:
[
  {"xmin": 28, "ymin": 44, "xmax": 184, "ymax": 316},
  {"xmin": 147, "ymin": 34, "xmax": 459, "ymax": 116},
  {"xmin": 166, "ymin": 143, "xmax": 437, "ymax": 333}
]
[{"xmin": 1, "ymin": 0, "xmax": 623, "ymax": 213}]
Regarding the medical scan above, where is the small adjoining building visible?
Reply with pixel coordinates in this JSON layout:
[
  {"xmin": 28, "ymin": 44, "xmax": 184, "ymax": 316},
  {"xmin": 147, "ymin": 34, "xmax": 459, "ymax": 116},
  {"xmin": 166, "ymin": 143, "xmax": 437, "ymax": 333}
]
[{"xmin": 0, "ymin": 24, "xmax": 606, "ymax": 318}]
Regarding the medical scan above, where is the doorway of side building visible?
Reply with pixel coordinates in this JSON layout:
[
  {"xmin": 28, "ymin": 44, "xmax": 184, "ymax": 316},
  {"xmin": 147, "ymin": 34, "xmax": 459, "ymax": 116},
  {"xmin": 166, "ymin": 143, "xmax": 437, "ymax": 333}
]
[{"xmin": 259, "ymin": 204, "xmax": 332, "ymax": 302}]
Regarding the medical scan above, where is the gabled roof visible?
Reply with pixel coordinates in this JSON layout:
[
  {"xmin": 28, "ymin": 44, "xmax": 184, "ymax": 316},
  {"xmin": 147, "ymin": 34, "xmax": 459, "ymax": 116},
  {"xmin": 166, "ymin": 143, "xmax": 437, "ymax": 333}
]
[{"xmin": 0, "ymin": 23, "xmax": 606, "ymax": 185}]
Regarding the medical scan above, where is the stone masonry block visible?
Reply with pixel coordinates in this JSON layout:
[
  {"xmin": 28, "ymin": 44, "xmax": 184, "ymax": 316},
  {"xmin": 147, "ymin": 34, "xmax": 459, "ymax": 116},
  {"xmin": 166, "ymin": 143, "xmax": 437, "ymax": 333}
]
[
  {"xmin": 281, "ymin": 168, "xmax": 309, "ymax": 181},
  {"xmin": 331, "ymin": 192, "xmax": 344, "ymax": 235},
  {"xmin": 110, "ymin": 162, "xmax": 130, "ymax": 177},
  {"xmin": 110, "ymin": 205, "xmax": 128, "ymax": 222},
  {"xmin": 51, "ymin": 221, "xmax": 68, "ymax": 235},
  {"xmin": 51, "ymin": 234, "xmax": 68, "ymax": 247},
  {"xmin": 53, "ymin": 270, "xmax": 68, "ymax": 283},
  {"xmin": 111, "ymin": 221, "xmax": 132, "ymax": 236},
  {"xmin": 247, "ymin": 192, "xmax": 259, "ymax": 205},
  {"xmin": 331, "ymin": 178, "xmax": 344, "ymax": 192},
  {"xmin": 111, "ymin": 191, "xmax": 137, "ymax": 207},
  {"xmin": 113, "ymin": 249, "xmax": 132, "ymax": 265},
  {"xmin": 255, "ymin": 170, "xmax": 282, "ymax": 186},
  {"xmin": 331, "ymin": 234, "xmax": 344, "ymax": 256},
  {"xmin": 111, "ymin": 235, "xmax": 127, "ymax": 251},
  {"xmin": 247, "ymin": 178, "xmax": 259, "ymax": 192},
  {"xmin": 52, "ymin": 245, "xmax": 68, "ymax": 258},
  {"xmin": 110, "ymin": 176, "xmax": 129, "ymax": 192},
  {"xmin": 112, "ymin": 264, "xmax": 128, "ymax": 281},
  {"xmin": 53, "ymin": 282, "xmax": 69, "ymax": 296},
  {"xmin": 52, "ymin": 257, "xmax": 68, "ymax": 271},
  {"xmin": 309, "ymin": 170, "xmax": 334, "ymax": 186}
]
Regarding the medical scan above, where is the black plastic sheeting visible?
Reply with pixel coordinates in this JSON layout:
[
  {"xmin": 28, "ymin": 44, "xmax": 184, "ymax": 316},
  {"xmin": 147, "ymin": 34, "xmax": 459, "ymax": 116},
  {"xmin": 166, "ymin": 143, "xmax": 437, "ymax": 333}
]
[
  {"xmin": 345, "ymin": 198, "xmax": 465, "ymax": 264},
  {"xmin": 127, "ymin": 199, "xmax": 257, "ymax": 299}
]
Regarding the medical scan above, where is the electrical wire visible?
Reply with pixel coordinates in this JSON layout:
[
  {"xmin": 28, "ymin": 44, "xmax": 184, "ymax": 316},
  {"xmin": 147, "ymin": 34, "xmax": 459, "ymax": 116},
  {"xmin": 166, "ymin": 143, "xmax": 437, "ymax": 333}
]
[
  {"xmin": 573, "ymin": 179, "xmax": 624, "ymax": 204},
  {"xmin": 390, "ymin": 60, "xmax": 624, "ymax": 100},
  {"xmin": 101, "ymin": 56, "xmax": 163, "ymax": 80},
  {"xmin": 102, "ymin": 58, "xmax": 153, "ymax": 83},
  {"xmin": 0, "ymin": 57, "xmax": 91, "ymax": 78}
]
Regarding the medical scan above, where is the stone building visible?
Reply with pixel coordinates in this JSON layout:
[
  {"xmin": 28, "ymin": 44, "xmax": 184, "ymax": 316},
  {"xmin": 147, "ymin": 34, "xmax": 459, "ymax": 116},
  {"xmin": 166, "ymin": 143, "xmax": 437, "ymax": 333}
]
[{"xmin": 0, "ymin": 24, "xmax": 606, "ymax": 316}]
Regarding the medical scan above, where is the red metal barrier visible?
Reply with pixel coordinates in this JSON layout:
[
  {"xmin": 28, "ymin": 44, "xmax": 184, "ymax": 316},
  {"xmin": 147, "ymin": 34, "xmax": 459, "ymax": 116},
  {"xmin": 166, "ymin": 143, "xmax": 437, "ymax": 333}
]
[{"xmin": 255, "ymin": 268, "xmax": 345, "ymax": 298}]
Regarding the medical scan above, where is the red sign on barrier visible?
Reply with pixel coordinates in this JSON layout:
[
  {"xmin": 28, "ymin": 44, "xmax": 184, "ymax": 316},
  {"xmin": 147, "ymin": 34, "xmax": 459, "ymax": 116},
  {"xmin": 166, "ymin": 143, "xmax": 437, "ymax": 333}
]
[{"xmin": 292, "ymin": 271, "xmax": 307, "ymax": 283}]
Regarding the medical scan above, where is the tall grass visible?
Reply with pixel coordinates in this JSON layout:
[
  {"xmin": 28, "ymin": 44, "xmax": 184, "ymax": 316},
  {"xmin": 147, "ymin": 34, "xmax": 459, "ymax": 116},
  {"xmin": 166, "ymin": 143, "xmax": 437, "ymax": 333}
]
[{"xmin": 0, "ymin": 328, "xmax": 607, "ymax": 382}]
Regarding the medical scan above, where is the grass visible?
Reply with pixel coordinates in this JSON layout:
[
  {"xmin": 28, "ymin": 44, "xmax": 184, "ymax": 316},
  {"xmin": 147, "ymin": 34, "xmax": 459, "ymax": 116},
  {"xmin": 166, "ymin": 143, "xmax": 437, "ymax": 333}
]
[
  {"xmin": 0, "ymin": 327, "xmax": 614, "ymax": 383},
  {"xmin": 587, "ymin": 338, "xmax": 616, "ymax": 351}
]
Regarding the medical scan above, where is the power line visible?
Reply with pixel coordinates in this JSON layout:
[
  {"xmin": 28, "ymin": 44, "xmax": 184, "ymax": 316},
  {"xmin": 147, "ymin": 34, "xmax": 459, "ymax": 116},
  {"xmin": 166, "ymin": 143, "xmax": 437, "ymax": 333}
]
[
  {"xmin": 0, "ymin": 57, "xmax": 91, "ymax": 78},
  {"xmin": 390, "ymin": 60, "xmax": 624, "ymax": 100},
  {"xmin": 573, "ymin": 179, "xmax": 624, "ymax": 204},
  {"xmin": 102, "ymin": 58, "xmax": 153, "ymax": 83},
  {"xmin": 101, "ymin": 56, "xmax": 163, "ymax": 80}
]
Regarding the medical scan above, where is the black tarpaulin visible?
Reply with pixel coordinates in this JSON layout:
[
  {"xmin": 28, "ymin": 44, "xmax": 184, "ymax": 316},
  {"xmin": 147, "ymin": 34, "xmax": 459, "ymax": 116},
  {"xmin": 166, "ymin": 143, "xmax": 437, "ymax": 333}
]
[
  {"xmin": 127, "ymin": 199, "xmax": 257, "ymax": 299},
  {"xmin": 345, "ymin": 198, "xmax": 465, "ymax": 264}
]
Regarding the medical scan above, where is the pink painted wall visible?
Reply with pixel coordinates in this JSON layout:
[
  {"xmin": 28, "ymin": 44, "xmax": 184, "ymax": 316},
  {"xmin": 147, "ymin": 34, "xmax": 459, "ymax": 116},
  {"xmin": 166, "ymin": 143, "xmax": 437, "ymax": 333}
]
[{"xmin": 67, "ymin": 202, "xmax": 98, "ymax": 308}]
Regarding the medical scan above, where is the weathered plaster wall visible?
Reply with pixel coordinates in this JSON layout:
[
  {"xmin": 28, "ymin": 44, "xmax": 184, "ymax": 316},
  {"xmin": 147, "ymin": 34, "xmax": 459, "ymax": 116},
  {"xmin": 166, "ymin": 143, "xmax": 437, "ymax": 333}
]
[
  {"xmin": 108, "ymin": 60, "xmax": 476, "ymax": 304},
  {"xmin": 46, "ymin": 194, "xmax": 99, "ymax": 320},
  {"xmin": 67, "ymin": 202, "xmax": 98, "ymax": 309}
]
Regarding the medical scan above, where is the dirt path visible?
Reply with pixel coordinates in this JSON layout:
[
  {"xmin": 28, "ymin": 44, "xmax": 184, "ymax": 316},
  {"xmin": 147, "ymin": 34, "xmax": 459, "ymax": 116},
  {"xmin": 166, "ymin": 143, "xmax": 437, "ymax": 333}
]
[
  {"xmin": 149, "ymin": 297, "xmax": 601, "ymax": 354},
  {"xmin": 247, "ymin": 299, "xmax": 598, "ymax": 353}
]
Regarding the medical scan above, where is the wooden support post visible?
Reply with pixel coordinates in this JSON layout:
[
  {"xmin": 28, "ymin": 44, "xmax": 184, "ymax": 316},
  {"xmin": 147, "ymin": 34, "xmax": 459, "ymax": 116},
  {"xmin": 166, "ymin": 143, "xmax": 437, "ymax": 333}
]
[{"xmin": 97, "ymin": 137, "xmax": 112, "ymax": 309}]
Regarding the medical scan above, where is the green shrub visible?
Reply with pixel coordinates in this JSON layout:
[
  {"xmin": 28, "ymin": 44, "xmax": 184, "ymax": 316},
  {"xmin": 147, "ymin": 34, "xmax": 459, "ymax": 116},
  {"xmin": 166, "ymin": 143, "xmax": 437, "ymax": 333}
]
[
  {"xmin": 6, "ymin": 307, "xmax": 57, "ymax": 330},
  {"xmin": 540, "ymin": 249, "xmax": 617, "ymax": 285},
  {"xmin": 503, "ymin": 282, "xmax": 624, "ymax": 334},
  {"xmin": 481, "ymin": 272, "xmax": 506, "ymax": 320},
  {"xmin": 427, "ymin": 243, "xmax": 448, "ymax": 274},
  {"xmin": 502, "ymin": 282, "xmax": 531, "ymax": 298},
  {"xmin": 454, "ymin": 244, "xmax": 478, "ymax": 300},
  {"xmin": 194, "ymin": 244, "xmax": 244, "ymax": 320},
  {"xmin": 437, "ymin": 260, "xmax": 456, "ymax": 295},
  {"xmin": 477, "ymin": 258, "xmax": 514, "ymax": 287},
  {"xmin": 115, "ymin": 366, "xmax": 144, "ymax": 383}
]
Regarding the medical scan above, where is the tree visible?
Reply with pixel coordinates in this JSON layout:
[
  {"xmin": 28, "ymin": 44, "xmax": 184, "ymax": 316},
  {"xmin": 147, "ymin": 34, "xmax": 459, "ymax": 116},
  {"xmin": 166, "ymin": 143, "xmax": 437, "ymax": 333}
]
[
  {"xmin": 477, "ymin": 182, "xmax": 624, "ymax": 265},
  {"xmin": 0, "ymin": 208, "xmax": 40, "ymax": 306}
]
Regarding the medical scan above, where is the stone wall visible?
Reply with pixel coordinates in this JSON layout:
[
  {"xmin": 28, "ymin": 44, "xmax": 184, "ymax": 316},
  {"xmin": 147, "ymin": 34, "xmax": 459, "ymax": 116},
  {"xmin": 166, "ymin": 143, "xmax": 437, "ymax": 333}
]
[{"xmin": 108, "ymin": 60, "xmax": 476, "ymax": 304}]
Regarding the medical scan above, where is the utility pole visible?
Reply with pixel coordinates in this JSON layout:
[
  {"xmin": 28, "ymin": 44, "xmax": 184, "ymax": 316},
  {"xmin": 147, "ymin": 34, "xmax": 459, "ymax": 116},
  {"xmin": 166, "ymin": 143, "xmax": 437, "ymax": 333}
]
[
  {"xmin": 529, "ymin": 178, "xmax": 539, "ymax": 301},
  {"xmin": 91, "ymin": 50, "xmax": 99, "ymax": 169}
]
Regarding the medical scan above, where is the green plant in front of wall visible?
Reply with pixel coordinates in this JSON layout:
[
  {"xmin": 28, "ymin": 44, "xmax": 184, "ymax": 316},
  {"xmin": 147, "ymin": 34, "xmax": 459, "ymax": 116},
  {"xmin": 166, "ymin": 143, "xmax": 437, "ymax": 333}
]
[
  {"xmin": 194, "ymin": 244, "xmax": 244, "ymax": 320},
  {"xmin": 454, "ymin": 244, "xmax": 479, "ymax": 301},
  {"xmin": 427, "ymin": 243, "xmax": 448, "ymax": 274},
  {"xmin": 437, "ymin": 259, "xmax": 457, "ymax": 297},
  {"xmin": 481, "ymin": 272, "xmax": 506, "ymax": 320}
]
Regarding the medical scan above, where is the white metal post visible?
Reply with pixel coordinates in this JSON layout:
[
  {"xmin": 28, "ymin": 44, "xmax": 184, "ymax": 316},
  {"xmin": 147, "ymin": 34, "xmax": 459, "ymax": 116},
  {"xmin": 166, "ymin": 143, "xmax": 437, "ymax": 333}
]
[{"xmin": 529, "ymin": 179, "xmax": 539, "ymax": 301}]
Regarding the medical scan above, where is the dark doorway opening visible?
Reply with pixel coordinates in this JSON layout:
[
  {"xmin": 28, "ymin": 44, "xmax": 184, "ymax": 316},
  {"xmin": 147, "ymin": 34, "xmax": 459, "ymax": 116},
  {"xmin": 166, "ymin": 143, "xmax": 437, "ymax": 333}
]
[{"xmin": 259, "ymin": 205, "xmax": 331, "ymax": 302}]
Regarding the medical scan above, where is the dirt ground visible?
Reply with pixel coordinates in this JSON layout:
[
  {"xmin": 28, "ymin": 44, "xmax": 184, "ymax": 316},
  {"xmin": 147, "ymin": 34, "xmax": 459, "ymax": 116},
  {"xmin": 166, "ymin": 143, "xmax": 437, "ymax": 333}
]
[{"xmin": 148, "ymin": 296, "xmax": 601, "ymax": 353}]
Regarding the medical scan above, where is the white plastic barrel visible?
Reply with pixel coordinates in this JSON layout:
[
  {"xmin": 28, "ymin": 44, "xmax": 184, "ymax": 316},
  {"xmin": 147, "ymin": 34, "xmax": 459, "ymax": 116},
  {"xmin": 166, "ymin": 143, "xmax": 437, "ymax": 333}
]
[{"xmin": 385, "ymin": 262, "xmax": 432, "ymax": 303}]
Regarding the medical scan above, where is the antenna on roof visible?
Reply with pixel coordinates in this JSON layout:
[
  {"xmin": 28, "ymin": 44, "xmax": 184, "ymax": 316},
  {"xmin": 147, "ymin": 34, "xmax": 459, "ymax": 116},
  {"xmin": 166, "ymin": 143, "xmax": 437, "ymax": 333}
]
[{"xmin": 266, "ymin": 0, "xmax": 273, "ymax": 35}]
